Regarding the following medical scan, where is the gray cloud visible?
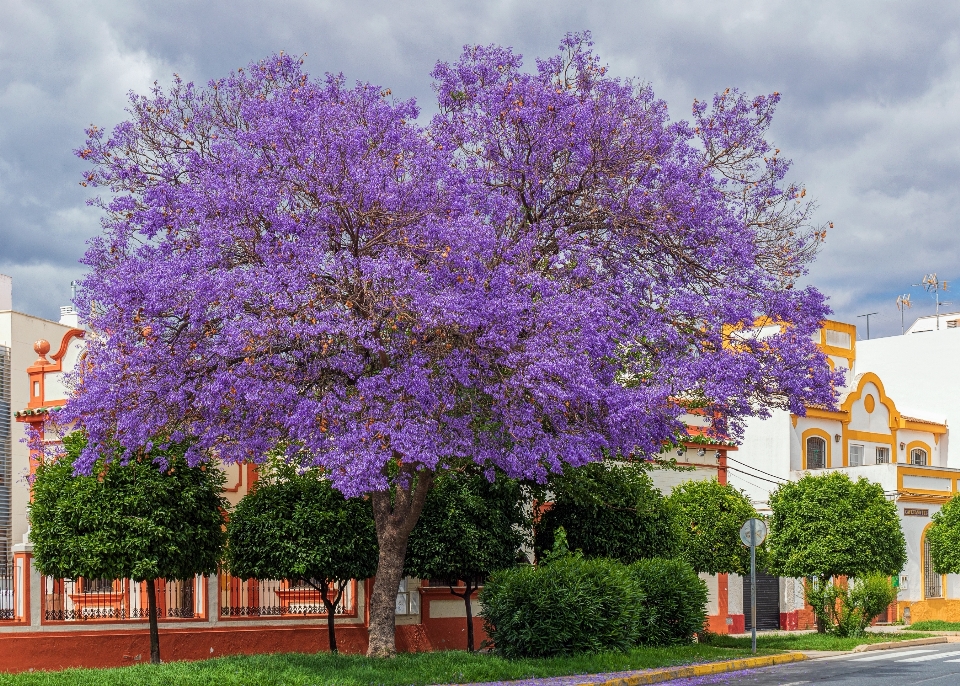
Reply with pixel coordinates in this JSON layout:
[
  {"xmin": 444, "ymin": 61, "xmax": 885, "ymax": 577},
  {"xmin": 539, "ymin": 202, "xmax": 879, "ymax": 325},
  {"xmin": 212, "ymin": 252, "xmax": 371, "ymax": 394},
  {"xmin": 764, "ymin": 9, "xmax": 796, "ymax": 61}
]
[{"xmin": 1, "ymin": 0, "xmax": 959, "ymax": 338}]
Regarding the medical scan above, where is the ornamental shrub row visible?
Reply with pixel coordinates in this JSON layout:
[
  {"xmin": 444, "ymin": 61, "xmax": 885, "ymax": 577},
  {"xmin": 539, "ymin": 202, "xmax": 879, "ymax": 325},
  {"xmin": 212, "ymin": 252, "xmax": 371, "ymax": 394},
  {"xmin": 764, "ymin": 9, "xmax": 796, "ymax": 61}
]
[{"xmin": 479, "ymin": 554, "xmax": 707, "ymax": 658}]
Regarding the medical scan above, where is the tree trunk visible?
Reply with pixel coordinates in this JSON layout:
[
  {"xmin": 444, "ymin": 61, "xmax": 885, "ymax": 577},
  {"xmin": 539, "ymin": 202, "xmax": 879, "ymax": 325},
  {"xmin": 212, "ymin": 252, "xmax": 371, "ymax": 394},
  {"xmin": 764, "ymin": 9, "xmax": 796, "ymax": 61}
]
[
  {"xmin": 318, "ymin": 581, "xmax": 344, "ymax": 653},
  {"xmin": 146, "ymin": 578, "xmax": 161, "ymax": 664},
  {"xmin": 451, "ymin": 579, "xmax": 476, "ymax": 652},
  {"xmin": 367, "ymin": 466, "xmax": 434, "ymax": 658}
]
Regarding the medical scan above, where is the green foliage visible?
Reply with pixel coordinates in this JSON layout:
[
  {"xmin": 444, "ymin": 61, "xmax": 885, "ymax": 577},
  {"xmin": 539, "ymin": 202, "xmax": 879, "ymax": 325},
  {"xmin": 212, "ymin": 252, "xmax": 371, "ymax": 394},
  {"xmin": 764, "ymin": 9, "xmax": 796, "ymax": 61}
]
[
  {"xmin": 766, "ymin": 471, "xmax": 906, "ymax": 580},
  {"xmin": 225, "ymin": 463, "xmax": 378, "ymax": 586},
  {"xmin": 667, "ymin": 479, "xmax": 758, "ymax": 575},
  {"xmin": 927, "ymin": 495, "xmax": 960, "ymax": 574},
  {"xmin": 804, "ymin": 575, "xmax": 898, "ymax": 637},
  {"xmin": 534, "ymin": 461, "xmax": 673, "ymax": 563},
  {"xmin": 29, "ymin": 432, "xmax": 227, "ymax": 582},
  {"xmin": 0, "ymin": 644, "xmax": 772, "ymax": 686},
  {"xmin": 404, "ymin": 468, "xmax": 526, "ymax": 582},
  {"xmin": 630, "ymin": 558, "xmax": 708, "ymax": 645},
  {"xmin": 479, "ymin": 556, "xmax": 644, "ymax": 658},
  {"xmin": 702, "ymin": 630, "xmax": 932, "ymax": 652}
]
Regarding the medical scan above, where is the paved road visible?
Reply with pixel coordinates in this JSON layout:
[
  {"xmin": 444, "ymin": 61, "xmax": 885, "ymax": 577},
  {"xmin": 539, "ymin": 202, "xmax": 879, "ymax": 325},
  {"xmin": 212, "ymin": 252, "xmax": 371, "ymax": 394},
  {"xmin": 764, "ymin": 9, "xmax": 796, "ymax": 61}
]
[{"xmin": 665, "ymin": 643, "xmax": 960, "ymax": 685}]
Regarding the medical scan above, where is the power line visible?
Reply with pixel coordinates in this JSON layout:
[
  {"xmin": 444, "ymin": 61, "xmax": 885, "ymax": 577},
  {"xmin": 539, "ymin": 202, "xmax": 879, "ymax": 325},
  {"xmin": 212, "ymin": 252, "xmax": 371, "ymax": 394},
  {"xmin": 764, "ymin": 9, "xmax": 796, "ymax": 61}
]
[
  {"xmin": 726, "ymin": 466, "xmax": 785, "ymax": 487},
  {"xmin": 725, "ymin": 456, "xmax": 789, "ymax": 483}
]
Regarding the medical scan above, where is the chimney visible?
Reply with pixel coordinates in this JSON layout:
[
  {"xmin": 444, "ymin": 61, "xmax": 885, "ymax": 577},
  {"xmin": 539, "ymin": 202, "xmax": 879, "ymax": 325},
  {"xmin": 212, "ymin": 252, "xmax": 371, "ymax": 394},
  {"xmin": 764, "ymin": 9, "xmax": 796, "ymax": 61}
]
[
  {"xmin": 0, "ymin": 274, "xmax": 11, "ymax": 311},
  {"xmin": 59, "ymin": 305, "xmax": 80, "ymax": 328}
]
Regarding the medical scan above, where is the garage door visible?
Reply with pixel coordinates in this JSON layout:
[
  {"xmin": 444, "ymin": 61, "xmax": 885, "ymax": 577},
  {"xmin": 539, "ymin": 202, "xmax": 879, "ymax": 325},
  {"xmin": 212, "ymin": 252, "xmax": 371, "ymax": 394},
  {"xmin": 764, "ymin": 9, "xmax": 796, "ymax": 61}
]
[{"xmin": 743, "ymin": 573, "xmax": 781, "ymax": 630}]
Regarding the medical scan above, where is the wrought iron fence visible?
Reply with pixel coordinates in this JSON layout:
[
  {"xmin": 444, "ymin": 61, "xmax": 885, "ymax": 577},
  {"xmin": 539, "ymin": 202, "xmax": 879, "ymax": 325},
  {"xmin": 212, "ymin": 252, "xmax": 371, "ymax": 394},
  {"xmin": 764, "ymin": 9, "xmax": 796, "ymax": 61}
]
[
  {"xmin": 43, "ymin": 576, "xmax": 202, "ymax": 621},
  {"xmin": 219, "ymin": 574, "xmax": 355, "ymax": 618},
  {"xmin": 0, "ymin": 562, "xmax": 13, "ymax": 620}
]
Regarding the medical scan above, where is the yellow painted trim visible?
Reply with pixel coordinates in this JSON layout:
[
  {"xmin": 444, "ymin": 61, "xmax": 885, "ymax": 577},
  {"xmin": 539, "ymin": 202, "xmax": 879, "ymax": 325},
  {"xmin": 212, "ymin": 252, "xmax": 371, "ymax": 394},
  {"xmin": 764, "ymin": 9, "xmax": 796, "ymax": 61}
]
[
  {"xmin": 902, "ymin": 420, "xmax": 948, "ymax": 435},
  {"xmin": 920, "ymin": 524, "xmax": 949, "ymax": 601},
  {"xmin": 804, "ymin": 407, "xmax": 848, "ymax": 422},
  {"xmin": 586, "ymin": 653, "xmax": 808, "ymax": 686},
  {"xmin": 840, "ymin": 372, "xmax": 903, "ymax": 430},
  {"xmin": 897, "ymin": 464, "xmax": 955, "ymax": 497},
  {"xmin": 791, "ymin": 414, "xmax": 799, "ymax": 428},
  {"xmin": 898, "ymin": 493, "xmax": 954, "ymax": 504},
  {"xmin": 906, "ymin": 440, "xmax": 934, "ymax": 467},
  {"xmin": 801, "ymin": 427, "xmax": 832, "ymax": 470}
]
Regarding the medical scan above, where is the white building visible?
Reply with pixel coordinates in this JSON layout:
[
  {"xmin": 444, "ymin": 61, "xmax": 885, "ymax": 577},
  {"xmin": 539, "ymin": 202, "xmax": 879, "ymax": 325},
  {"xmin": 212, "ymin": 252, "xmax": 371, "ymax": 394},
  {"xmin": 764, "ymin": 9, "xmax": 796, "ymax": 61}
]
[
  {"xmin": 733, "ymin": 319, "xmax": 956, "ymax": 626},
  {"xmin": 0, "ymin": 276, "xmax": 73, "ymax": 557}
]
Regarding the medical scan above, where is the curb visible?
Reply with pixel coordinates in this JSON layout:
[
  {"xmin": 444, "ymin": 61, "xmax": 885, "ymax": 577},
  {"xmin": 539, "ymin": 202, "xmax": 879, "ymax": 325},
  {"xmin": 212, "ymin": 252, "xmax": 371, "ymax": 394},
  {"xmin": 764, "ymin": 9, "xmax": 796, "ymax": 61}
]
[
  {"xmin": 577, "ymin": 653, "xmax": 807, "ymax": 686},
  {"xmin": 853, "ymin": 637, "xmax": 948, "ymax": 652}
]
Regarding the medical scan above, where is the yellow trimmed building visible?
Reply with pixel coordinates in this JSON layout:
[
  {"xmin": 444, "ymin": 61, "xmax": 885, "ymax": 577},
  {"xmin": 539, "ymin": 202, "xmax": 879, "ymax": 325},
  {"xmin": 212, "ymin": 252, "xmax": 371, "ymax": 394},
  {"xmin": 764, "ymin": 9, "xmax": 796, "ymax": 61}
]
[{"xmin": 733, "ymin": 320, "xmax": 956, "ymax": 626}]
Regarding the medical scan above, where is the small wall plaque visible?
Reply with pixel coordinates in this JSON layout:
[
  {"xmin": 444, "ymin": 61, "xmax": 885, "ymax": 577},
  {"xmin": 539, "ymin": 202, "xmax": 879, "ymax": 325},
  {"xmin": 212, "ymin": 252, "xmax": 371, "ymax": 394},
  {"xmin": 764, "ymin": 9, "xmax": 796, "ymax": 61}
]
[{"xmin": 904, "ymin": 508, "xmax": 929, "ymax": 517}]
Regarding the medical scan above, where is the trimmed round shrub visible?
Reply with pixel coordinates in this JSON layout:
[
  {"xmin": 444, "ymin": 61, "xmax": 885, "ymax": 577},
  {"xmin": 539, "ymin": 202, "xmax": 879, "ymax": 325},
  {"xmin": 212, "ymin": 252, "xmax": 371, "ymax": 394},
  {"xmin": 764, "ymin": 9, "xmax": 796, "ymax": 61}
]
[
  {"xmin": 631, "ymin": 558, "xmax": 707, "ymax": 645},
  {"xmin": 478, "ymin": 556, "xmax": 643, "ymax": 657}
]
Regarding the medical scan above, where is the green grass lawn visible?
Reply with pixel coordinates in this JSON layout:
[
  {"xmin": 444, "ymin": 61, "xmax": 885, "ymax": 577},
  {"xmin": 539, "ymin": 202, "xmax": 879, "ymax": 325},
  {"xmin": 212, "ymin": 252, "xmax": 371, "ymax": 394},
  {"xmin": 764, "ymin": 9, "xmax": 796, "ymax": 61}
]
[
  {"xmin": 907, "ymin": 620, "xmax": 960, "ymax": 631},
  {"xmin": 704, "ymin": 630, "xmax": 932, "ymax": 652},
  {"xmin": 0, "ymin": 645, "xmax": 773, "ymax": 686}
]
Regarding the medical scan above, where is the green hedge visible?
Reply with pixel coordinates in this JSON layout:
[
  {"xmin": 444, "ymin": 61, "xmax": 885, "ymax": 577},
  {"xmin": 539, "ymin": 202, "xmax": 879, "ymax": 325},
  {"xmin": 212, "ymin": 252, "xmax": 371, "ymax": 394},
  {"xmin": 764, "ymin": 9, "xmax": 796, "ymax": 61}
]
[
  {"xmin": 631, "ymin": 558, "xmax": 708, "ymax": 645},
  {"xmin": 479, "ymin": 555, "xmax": 708, "ymax": 657},
  {"xmin": 478, "ymin": 556, "xmax": 643, "ymax": 658}
]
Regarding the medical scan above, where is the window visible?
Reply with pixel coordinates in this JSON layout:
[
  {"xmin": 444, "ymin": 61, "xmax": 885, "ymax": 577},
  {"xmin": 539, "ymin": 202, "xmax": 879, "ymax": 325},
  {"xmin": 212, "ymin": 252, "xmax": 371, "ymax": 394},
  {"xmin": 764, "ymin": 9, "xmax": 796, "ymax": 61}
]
[
  {"xmin": 876, "ymin": 447, "xmax": 890, "ymax": 464},
  {"xmin": 82, "ymin": 578, "xmax": 115, "ymax": 594},
  {"xmin": 395, "ymin": 578, "xmax": 420, "ymax": 616},
  {"xmin": 849, "ymin": 444, "xmax": 864, "ymax": 467},
  {"xmin": 825, "ymin": 329, "xmax": 852, "ymax": 349},
  {"xmin": 924, "ymin": 535, "xmax": 942, "ymax": 599},
  {"xmin": 806, "ymin": 437, "xmax": 827, "ymax": 470},
  {"xmin": 911, "ymin": 448, "xmax": 928, "ymax": 466}
]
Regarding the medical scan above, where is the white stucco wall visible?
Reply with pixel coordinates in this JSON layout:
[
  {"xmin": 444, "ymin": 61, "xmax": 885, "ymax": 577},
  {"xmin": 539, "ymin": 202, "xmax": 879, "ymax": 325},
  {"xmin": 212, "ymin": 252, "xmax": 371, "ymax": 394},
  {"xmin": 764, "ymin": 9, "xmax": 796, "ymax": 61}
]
[
  {"xmin": 727, "ymin": 410, "xmax": 793, "ymax": 508},
  {"xmin": 858, "ymin": 330, "xmax": 960, "ymax": 467},
  {"xmin": 0, "ymin": 311, "xmax": 72, "ymax": 551}
]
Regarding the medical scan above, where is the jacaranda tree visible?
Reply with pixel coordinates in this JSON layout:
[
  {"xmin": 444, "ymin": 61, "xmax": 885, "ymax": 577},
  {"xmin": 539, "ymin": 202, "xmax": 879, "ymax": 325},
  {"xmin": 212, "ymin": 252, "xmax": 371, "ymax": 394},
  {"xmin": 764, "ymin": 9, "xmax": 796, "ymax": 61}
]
[{"xmin": 61, "ymin": 33, "xmax": 838, "ymax": 656}]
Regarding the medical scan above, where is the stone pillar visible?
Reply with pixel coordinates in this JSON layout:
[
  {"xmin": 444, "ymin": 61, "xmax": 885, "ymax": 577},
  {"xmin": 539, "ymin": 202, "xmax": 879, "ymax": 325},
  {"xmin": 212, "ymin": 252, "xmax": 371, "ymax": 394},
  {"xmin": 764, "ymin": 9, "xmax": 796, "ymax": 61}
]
[{"xmin": 12, "ymin": 534, "xmax": 38, "ymax": 626}]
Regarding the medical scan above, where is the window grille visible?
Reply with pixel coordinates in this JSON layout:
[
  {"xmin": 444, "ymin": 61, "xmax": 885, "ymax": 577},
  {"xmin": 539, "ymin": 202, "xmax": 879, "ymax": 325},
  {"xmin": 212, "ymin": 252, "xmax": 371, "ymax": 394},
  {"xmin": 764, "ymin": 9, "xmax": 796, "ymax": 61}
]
[
  {"xmin": 806, "ymin": 437, "xmax": 826, "ymax": 469},
  {"xmin": 849, "ymin": 444, "xmax": 864, "ymax": 467},
  {"xmin": 911, "ymin": 448, "xmax": 928, "ymax": 466},
  {"xmin": 924, "ymin": 536, "xmax": 942, "ymax": 599},
  {"xmin": 876, "ymin": 447, "xmax": 890, "ymax": 464}
]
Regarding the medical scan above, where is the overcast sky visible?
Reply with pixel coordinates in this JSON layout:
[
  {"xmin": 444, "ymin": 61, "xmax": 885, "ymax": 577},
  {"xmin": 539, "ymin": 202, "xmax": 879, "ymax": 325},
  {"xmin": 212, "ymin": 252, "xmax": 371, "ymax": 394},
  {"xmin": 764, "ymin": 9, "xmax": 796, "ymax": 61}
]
[{"xmin": 2, "ymin": 0, "xmax": 959, "ymax": 339}]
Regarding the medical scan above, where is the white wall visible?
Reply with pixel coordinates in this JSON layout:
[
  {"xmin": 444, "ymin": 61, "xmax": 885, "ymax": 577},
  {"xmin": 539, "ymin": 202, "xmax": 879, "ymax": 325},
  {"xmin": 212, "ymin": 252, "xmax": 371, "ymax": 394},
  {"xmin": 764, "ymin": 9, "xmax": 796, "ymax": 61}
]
[
  {"xmin": 728, "ymin": 411, "xmax": 793, "ymax": 509},
  {"xmin": 0, "ymin": 312, "xmax": 72, "ymax": 550},
  {"xmin": 858, "ymin": 330, "xmax": 960, "ymax": 467}
]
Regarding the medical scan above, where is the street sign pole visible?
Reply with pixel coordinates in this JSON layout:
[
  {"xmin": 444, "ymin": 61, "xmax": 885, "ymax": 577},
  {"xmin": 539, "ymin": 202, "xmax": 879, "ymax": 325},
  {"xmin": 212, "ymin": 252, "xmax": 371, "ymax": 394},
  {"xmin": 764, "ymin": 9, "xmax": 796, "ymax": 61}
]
[
  {"xmin": 750, "ymin": 518, "xmax": 757, "ymax": 654},
  {"xmin": 739, "ymin": 517, "xmax": 767, "ymax": 655}
]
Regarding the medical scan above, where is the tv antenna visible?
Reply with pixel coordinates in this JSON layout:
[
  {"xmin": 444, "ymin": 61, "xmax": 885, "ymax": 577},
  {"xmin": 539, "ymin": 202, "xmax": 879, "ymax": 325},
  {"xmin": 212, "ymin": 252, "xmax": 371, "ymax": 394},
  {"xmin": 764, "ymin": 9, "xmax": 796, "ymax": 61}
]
[
  {"xmin": 914, "ymin": 273, "xmax": 951, "ymax": 330},
  {"xmin": 857, "ymin": 312, "xmax": 879, "ymax": 340},
  {"xmin": 895, "ymin": 294, "xmax": 912, "ymax": 335}
]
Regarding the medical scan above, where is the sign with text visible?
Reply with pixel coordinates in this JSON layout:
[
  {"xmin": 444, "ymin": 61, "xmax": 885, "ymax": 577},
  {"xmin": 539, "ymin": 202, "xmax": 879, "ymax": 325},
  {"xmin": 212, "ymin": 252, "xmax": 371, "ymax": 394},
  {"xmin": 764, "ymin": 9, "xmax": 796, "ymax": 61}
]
[{"xmin": 904, "ymin": 508, "xmax": 929, "ymax": 517}]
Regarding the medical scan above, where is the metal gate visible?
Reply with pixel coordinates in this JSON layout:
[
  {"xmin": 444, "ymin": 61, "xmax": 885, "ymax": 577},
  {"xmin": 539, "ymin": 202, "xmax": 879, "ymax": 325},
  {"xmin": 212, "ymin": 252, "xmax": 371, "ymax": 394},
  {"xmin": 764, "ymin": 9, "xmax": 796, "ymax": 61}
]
[{"xmin": 743, "ymin": 572, "xmax": 781, "ymax": 630}]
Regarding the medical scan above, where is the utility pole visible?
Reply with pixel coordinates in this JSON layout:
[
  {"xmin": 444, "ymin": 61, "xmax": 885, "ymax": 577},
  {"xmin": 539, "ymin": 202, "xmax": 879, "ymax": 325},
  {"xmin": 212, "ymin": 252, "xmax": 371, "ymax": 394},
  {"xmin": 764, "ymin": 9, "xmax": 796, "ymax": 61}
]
[
  {"xmin": 896, "ymin": 294, "xmax": 912, "ymax": 335},
  {"xmin": 857, "ymin": 312, "xmax": 879, "ymax": 340},
  {"xmin": 914, "ymin": 274, "xmax": 950, "ymax": 330}
]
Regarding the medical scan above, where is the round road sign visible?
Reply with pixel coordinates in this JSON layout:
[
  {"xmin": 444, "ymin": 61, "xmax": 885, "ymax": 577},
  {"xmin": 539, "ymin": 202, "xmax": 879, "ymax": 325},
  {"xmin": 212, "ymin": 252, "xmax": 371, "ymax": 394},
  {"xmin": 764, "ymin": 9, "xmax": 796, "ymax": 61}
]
[{"xmin": 739, "ymin": 518, "xmax": 767, "ymax": 547}]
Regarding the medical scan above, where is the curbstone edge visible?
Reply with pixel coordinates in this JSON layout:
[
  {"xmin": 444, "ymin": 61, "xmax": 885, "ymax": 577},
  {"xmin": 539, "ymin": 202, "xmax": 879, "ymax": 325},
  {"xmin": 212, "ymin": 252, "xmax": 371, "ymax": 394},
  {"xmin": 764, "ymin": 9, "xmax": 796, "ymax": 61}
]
[
  {"xmin": 575, "ymin": 653, "xmax": 807, "ymax": 686},
  {"xmin": 853, "ymin": 637, "xmax": 948, "ymax": 653}
]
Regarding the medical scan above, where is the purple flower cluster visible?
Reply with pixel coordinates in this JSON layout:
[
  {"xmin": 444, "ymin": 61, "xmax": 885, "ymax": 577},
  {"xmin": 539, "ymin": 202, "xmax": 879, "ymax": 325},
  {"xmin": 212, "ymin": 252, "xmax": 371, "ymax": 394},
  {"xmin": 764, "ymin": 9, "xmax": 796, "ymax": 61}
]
[{"xmin": 61, "ymin": 33, "xmax": 839, "ymax": 493}]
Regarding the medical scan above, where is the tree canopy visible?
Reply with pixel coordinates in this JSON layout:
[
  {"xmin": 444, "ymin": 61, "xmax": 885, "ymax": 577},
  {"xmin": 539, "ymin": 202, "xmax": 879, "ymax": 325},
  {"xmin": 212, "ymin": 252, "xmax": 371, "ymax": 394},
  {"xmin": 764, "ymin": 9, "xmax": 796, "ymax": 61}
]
[
  {"xmin": 535, "ymin": 461, "xmax": 674, "ymax": 563},
  {"xmin": 927, "ymin": 495, "xmax": 960, "ymax": 574},
  {"xmin": 225, "ymin": 462, "xmax": 378, "ymax": 653},
  {"xmin": 668, "ymin": 479, "xmax": 758, "ymax": 575},
  {"xmin": 404, "ymin": 468, "xmax": 527, "ymax": 651},
  {"xmin": 766, "ymin": 471, "xmax": 906, "ymax": 580},
  {"xmin": 29, "ymin": 432, "xmax": 227, "ymax": 663},
  {"xmin": 61, "ymin": 33, "xmax": 838, "ymax": 656}
]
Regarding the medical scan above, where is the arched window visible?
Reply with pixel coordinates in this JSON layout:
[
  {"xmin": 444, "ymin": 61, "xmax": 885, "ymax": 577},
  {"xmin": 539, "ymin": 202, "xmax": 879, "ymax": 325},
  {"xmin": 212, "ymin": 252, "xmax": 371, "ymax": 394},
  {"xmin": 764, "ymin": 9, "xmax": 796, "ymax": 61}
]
[
  {"xmin": 911, "ymin": 448, "xmax": 928, "ymax": 466},
  {"xmin": 924, "ymin": 535, "xmax": 942, "ymax": 598},
  {"xmin": 806, "ymin": 437, "xmax": 826, "ymax": 470}
]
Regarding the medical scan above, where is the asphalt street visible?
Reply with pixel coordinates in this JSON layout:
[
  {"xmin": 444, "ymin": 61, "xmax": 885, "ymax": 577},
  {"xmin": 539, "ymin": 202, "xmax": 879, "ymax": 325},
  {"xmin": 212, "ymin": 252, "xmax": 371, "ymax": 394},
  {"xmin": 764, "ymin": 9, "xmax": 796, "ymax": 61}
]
[{"xmin": 664, "ymin": 643, "xmax": 960, "ymax": 685}]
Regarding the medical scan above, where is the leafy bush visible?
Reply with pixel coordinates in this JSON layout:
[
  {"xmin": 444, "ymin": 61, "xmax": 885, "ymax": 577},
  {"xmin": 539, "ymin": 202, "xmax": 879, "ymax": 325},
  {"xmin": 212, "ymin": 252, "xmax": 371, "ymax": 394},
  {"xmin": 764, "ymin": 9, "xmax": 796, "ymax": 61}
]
[
  {"xmin": 631, "ymin": 557, "xmax": 708, "ymax": 645},
  {"xmin": 804, "ymin": 575, "xmax": 898, "ymax": 637},
  {"xmin": 479, "ymin": 553, "xmax": 643, "ymax": 658},
  {"xmin": 927, "ymin": 494, "xmax": 960, "ymax": 574},
  {"xmin": 535, "ymin": 461, "xmax": 673, "ymax": 563}
]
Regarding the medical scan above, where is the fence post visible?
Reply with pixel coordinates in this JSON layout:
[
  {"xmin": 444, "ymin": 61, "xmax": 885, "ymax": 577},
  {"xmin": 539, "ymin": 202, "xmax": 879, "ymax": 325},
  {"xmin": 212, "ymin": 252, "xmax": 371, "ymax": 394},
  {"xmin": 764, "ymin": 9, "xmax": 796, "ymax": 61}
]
[
  {"xmin": 208, "ymin": 574, "xmax": 219, "ymax": 624},
  {"xmin": 11, "ymin": 537, "xmax": 33, "ymax": 625}
]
